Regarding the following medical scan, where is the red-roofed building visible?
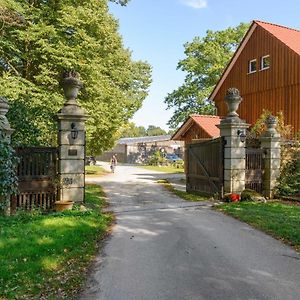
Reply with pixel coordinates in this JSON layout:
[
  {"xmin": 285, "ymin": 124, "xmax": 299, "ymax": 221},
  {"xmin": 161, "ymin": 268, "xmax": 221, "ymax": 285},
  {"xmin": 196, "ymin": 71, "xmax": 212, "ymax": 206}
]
[
  {"xmin": 210, "ymin": 20, "xmax": 300, "ymax": 134},
  {"xmin": 172, "ymin": 115, "xmax": 221, "ymax": 144}
]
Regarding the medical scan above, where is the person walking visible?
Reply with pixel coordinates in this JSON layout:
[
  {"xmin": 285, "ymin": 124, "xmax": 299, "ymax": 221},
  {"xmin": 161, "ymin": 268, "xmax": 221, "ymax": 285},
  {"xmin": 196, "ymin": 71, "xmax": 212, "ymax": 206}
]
[{"xmin": 110, "ymin": 154, "xmax": 117, "ymax": 173}]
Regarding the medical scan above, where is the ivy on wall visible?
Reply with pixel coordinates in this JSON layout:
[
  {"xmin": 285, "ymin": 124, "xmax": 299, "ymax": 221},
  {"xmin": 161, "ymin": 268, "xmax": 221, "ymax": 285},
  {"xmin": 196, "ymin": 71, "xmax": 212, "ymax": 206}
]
[{"xmin": 0, "ymin": 133, "xmax": 18, "ymax": 212}]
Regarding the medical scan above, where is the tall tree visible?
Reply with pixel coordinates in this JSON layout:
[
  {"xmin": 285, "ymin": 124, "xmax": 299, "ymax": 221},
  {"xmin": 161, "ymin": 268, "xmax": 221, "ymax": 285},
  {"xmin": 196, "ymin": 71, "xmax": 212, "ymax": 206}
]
[
  {"xmin": 146, "ymin": 125, "xmax": 167, "ymax": 136},
  {"xmin": 165, "ymin": 23, "xmax": 249, "ymax": 128},
  {"xmin": 119, "ymin": 122, "xmax": 147, "ymax": 137},
  {"xmin": 0, "ymin": 0, "xmax": 151, "ymax": 154}
]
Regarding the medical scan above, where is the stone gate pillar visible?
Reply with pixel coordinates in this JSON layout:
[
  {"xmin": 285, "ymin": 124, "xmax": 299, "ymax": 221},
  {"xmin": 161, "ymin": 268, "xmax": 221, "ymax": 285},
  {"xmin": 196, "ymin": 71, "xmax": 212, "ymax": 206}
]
[
  {"xmin": 260, "ymin": 115, "xmax": 281, "ymax": 199},
  {"xmin": 0, "ymin": 97, "xmax": 14, "ymax": 215},
  {"xmin": 57, "ymin": 72, "xmax": 88, "ymax": 203},
  {"xmin": 0, "ymin": 97, "xmax": 14, "ymax": 141},
  {"xmin": 218, "ymin": 88, "xmax": 249, "ymax": 194}
]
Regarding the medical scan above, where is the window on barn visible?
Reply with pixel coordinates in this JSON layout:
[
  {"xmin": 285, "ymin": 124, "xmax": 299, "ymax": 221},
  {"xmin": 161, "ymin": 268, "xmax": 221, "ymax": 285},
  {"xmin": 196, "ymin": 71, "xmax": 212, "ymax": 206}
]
[
  {"xmin": 248, "ymin": 59, "xmax": 257, "ymax": 74},
  {"xmin": 261, "ymin": 55, "xmax": 270, "ymax": 70}
]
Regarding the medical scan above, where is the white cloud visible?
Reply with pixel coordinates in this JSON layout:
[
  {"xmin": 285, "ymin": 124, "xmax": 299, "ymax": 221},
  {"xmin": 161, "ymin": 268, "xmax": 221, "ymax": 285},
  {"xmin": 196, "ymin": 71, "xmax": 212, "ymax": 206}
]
[{"xmin": 180, "ymin": 0, "xmax": 207, "ymax": 9}]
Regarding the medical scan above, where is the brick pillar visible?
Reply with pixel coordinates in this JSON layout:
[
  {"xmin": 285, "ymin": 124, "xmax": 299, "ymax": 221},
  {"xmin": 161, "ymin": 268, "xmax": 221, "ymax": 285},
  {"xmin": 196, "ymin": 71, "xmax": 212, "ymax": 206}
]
[
  {"xmin": 57, "ymin": 72, "xmax": 88, "ymax": 203},
  {"xmin": 260, "ymin": 115, "xmax": 281, "ymax": 199},
  {"xmin": 218, "ymin": 88, "xmax": 249, "ymax": 194}
]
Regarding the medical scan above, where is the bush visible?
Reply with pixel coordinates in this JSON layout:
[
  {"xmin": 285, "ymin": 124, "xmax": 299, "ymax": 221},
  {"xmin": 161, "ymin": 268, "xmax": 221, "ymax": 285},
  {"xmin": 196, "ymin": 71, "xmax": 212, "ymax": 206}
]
[
  {"xmin": 147, "ymin": 150, "xmax": 166, "ymax": 166},
  {"xmin": 172, "ymin": 160, "xmax": 184, "ymax": 169},
  {"xmin": 241, "ymin": 189, "xmax": 263, "ymax": 202},
  {"xmin": 276, "ymin": 151, "xmax": 300, "ymax": 196}
]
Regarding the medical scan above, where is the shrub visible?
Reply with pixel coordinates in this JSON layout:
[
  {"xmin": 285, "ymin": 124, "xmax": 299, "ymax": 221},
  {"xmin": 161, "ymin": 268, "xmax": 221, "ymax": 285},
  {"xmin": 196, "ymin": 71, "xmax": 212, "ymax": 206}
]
[
  {"xmin": 276, "ymin": 150, "xmax": 300, "ymax": 196},
  {"xmin": 147, "ymin": 150, "xmax": 166, "ymax": 166},
  {"xmin": 241, "ymin": 189, "xmax": 262, "ymax": 202}
]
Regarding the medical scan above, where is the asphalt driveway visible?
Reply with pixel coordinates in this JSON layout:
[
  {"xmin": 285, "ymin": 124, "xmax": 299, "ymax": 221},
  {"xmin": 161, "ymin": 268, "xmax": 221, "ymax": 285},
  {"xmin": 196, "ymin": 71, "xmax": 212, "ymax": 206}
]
[{"xmin": 79, "ymin": 164, "xmax": 300, "ymax": 300}]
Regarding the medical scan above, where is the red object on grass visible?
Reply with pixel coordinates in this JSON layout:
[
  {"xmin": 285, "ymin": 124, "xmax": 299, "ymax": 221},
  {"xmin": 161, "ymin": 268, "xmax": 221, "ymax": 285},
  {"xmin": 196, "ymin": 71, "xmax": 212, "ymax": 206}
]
[{"xmin": 230, "ymin": 193, "xmax": 240, "ymax": 202}]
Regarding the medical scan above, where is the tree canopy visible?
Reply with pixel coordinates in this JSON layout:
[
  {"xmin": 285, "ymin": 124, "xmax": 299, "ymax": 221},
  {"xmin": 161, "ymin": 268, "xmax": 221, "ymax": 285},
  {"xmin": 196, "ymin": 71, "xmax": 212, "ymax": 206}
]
[
  {"xmin": 119, "ymin": 122, "xmax": 168, "ymax": 137},
  {"xmin": 0, "ymin": 0, "xmax": 151, "ymax": 154},
  {"xmin": 164, "ymin": 23, "xmax": 249, "ymax": 128}
]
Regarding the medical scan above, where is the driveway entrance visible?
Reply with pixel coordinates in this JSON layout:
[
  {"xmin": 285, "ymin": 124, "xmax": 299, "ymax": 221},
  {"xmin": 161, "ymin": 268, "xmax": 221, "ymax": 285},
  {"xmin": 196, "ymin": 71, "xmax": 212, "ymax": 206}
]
[{"xmin": 80, "ymin": 164, "xmax": 300, "ymax": 300}]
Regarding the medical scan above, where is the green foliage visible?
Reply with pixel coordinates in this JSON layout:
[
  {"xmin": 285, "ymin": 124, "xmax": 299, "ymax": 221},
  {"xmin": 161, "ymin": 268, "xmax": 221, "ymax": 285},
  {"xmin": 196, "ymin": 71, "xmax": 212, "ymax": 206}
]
[
  {"xmin": 0, "ymin": 134, "xmax": 18, "ymax": 212},
  {"xmin": 250, "ymin": 109, "xmax": 293, "ymax": 139},
  {"xmin": 0, "ymin": 184, "xmax": 112, "ymax": 299},
  {"xmin": 276, "ymin": 151, "xmax": 300, "ymax": 196},
  {"xmin": 119, "ymin": 123, "xmax": 167, "ymax": 137},
  {"xmin": 165, "ymin": 23, "xmax": 249, "ymax": 128},
  {"xmin": 240, "ymin": 189, "xmax": 262, "ymax": 202},
  {"xmin": 119, "ymin": 122, "xmax": 147, "ymax": 137},
  {"xmin": 0, "ymin": 0, "xmax": 151, "ymax": 153},
  {"xmin": 146, "ymin": 125, "xmax": 167, "ymax": 136},
  {"xmin": 147, "ymin": 150, "xmax": 166, "ymax": 166}
]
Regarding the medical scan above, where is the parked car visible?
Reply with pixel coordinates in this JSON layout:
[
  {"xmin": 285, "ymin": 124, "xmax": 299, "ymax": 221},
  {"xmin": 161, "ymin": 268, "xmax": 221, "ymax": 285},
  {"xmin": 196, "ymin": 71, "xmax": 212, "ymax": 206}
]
[
  {"xmin": 165, "ymin": 154, "xmax": 182, "ymax": 163},
  {"xmin": 85, "ymin": 156, "xmax": 96, "ymax": 166}
]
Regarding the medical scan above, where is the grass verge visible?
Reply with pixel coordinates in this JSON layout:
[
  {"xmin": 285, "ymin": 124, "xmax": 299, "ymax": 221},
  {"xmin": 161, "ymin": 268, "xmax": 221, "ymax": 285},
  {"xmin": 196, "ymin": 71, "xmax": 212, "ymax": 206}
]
[
  {"xmin": 85, "ymin": 165, "xmax": 108, "ymax": 176},
  {"xmin": 157, "ymin": 179, "xmax": 210, "ymax": 201},
  {"xmin": 140, "ymin": 165, "xmax": 184, "ymax": 173},
  {"xmin": 215, "ymin": 201, "xmax": 300, "ymax": 251},
  {"xmin": 0, "ymin": 184, "xmax": 112, "ymax": 299}
]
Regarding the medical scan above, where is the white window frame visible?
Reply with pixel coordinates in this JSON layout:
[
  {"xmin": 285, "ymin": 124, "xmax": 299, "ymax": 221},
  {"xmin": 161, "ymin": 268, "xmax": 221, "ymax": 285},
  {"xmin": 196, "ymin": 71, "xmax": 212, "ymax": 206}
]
[
  {"xmin": 248, "ymin": 59, "xmax": 257, "ymax": 74},
  {"xmin": 261, "ymin": 55, "xmax": 270, "ymax": 70}
]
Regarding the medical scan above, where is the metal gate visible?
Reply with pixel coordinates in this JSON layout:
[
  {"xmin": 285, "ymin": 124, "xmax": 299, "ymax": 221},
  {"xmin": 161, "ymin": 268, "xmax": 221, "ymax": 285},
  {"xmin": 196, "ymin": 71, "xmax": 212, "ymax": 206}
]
[
  {"xmin": 186, "ymin": 138, "xmax": 224, "ymax": 196},
  {"xmin": 11, "ymin": 147, "xmax": 58, "ymax": 211},
  {"xmin": 245, "ymin": 148, "xmax": 264, "ymax": 193}
]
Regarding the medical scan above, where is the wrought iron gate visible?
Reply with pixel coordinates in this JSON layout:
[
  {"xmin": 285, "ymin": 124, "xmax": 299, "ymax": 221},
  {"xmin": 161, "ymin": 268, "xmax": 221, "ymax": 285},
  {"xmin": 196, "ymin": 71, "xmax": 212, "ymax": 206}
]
[
  {"xmin": 245, "ymin": 148, "xmax": 264, "ymax": 193},
  {"xmin": 11, "ymin": 147, "xmax": 58, "ymax": 211},
  {"xmin": 186, "ymin": 138, "xmax": 224, "ymax": 196}
]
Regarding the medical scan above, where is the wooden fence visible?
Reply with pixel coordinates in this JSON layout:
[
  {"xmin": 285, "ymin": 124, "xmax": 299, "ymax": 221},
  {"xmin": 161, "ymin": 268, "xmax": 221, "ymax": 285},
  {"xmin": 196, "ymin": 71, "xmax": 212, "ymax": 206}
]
[{"xmin": 11, "ymin": 147, "xmax": 58, "ymax": 211}]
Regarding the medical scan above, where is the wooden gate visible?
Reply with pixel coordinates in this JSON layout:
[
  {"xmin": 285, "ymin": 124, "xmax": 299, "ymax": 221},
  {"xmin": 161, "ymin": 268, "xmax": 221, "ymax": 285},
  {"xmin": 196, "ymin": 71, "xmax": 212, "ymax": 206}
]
[
  {"xmin": 11, "ymin": 147, "xmax": 58, "ymax": 211},
  {"xmin": 245, "ymin": 148, "xmax": 264, "ymax": 193},
  {"xmin": 186, "ymin": 138, "xmax": 224, "ymax": 196}
]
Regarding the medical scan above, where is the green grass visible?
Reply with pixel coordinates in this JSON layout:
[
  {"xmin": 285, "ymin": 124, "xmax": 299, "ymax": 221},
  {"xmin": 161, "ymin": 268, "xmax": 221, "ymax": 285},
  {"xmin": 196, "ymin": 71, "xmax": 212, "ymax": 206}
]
[
  {"xmin": 140, "ymin": 165, "xmax": 184, "ymax": 173},
  {"xmin": 0, "ymin": 184, "xmax": 112, "ymax": 299},
  {"xmin": 215, "ymin": 201, "xmax": 300, "ymax": 251},
  {"xmin": 85, "ymin": 165, "xmax": 108, "ymax": 176},
  {"xmin": 157, "ymin": 179, "xmax": 210, "ymax": 202}
]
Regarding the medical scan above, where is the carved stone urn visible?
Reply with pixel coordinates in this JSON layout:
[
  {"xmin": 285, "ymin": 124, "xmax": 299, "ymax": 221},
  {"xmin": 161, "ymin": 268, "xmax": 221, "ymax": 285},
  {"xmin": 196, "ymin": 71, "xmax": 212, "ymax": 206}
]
[
  {"xmin": 265, "ymin": 115, "xmax": 278, "ymax": 134},
  {"xmin": 60, "ymin": 71, "xmax": 83, "ymax": 104},
  {"xmin": 224, "ymin": 88, "xmax": 243, "ymax": 117}
]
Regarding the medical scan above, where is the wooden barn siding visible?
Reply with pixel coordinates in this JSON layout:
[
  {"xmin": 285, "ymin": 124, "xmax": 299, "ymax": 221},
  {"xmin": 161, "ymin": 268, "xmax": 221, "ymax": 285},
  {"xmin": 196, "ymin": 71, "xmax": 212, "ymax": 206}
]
[{"xmin": 214, "ymin": 26, "xmax": 300, "ymax": 133}]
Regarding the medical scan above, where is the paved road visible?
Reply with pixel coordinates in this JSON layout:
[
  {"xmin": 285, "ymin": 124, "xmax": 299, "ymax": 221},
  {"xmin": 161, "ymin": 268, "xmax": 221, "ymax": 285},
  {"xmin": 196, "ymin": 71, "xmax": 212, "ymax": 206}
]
[{"xmin": 79, "ymin": 164, "xmax": 300, "ymax": 300}]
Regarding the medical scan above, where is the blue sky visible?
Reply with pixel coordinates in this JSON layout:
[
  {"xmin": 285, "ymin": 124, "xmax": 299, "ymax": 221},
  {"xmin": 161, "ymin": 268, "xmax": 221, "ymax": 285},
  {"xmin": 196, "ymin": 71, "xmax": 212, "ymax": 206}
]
[{"xmin": 109, "ymin": 0, "xmax": 300, "ymax": 130}]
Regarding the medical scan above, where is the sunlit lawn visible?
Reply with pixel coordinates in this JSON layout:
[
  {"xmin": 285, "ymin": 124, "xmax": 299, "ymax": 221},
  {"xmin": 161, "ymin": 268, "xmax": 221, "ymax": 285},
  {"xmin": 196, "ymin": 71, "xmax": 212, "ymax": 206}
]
[
  {"xmin": 85, "ymin": 165, "xmax": 108, "ymax": 176},
  {"xmin": 140, "ymin": 165, "xmax": 184, "ymax": 173},
  {"xmin": 157, "ymin": 179, "xmax": 210, "ymax": 201},
  {"xmin": 0, "ymin": 184, "xmax": 112, "ymax": 299},
  {"xmin": 216, "ymin": 201, "xmax": 300, "ymax": 251}
]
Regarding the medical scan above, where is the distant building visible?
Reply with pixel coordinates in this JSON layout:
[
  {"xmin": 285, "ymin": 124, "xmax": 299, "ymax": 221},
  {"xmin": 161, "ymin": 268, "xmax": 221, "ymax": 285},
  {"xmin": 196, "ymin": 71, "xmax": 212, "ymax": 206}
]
[{"xmin": 97, "ymin": 135, "xmax": 184, "ymax": 163}]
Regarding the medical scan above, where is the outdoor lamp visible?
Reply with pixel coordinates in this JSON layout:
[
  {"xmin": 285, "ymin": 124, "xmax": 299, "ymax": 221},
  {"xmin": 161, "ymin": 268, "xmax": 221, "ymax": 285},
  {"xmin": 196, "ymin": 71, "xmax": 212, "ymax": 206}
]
[
  {"xmin": 70, "ymin": 122, "xmax": 78, "ymax": 139},
  {"xmin": 237, "ymin": 129, "xmax": 246, "ymax": 143}
]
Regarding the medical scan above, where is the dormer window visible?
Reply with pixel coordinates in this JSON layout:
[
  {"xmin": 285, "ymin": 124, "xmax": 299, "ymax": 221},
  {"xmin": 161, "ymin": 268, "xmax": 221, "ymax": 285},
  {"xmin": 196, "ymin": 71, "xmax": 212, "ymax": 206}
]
[
  {"xmin": 248, "ymin": 59, "xmax": 257, "ymax": 73},
  {"xmin": 261, "ymin": 55, "xmax": 270, "ymax": 70}
]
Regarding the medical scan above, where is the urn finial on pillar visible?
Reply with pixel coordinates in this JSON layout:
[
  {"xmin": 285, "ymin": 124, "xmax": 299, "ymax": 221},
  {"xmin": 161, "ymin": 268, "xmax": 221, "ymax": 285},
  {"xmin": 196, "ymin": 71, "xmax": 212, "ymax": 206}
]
[
  {"xmin": 263, "ymin": 115, "xmax": 279, "ymax": 137},
  {"xmin": 60, "ymin": 71, "xmax": 83, "ymax": 105},
  {"xmin": 225, "ymin": 88, "xmax": 243, "ymax": 118}
]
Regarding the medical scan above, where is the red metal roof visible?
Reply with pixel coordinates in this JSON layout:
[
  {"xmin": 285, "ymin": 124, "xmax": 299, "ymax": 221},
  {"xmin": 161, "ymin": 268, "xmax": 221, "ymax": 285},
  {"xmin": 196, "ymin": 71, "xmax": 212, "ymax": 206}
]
[
  {"xmin": 172, "ymin": 115, "xmax": 221, "ymax": 140},
  {"xmin": 255, "ymin": 20, "xmax": 300, "ymax": 55}
]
